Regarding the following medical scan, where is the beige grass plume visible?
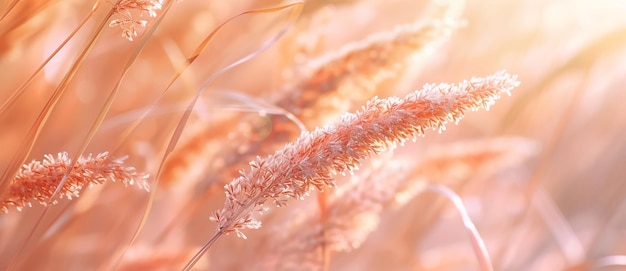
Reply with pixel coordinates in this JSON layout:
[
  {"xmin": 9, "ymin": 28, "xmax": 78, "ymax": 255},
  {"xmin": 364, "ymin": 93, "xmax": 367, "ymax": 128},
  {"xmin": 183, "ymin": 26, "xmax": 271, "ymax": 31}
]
[
  {"xmin": 211, "ymin": 70, "xmax": 519, "ymax": 240},
  {"xmin": 280, "ymin": 20, "xmax": 456, "ymax": 126},
  {"xmin": 0, "ymin": 151, "xmax": 150, "ymax": 213},
  {"xmin": 109, "ymin": 0, "xmax": 164, "ymax": 41}
]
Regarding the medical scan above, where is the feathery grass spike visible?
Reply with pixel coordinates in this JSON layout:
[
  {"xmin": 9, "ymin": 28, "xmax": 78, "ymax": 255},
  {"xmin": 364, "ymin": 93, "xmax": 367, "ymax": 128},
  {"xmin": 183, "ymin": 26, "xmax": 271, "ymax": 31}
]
[
  {"xmin": 211, "ymin": 70, "xmax": 519, "ymax": 238},
  {"xmin": 0, "ymin": 152, "xmax": 150, "ymax": 213}
]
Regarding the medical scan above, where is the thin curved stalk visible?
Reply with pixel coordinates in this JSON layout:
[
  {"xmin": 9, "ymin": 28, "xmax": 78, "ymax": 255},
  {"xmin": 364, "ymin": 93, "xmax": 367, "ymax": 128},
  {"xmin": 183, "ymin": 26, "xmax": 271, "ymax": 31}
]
[
  {"xmin": 113, "ymin": 1, "xmax": 305, "ymax": 152},
  {"xmin": 0, "ymin": 0, "xmax": 20, "ymax": 23},
  {"xmin": 0, "ymin": 0, "xmax": 99, "ymax": 115},
  {"xmin": 426, "ymin": 184, "xmax": 494, "ymax": 271}
]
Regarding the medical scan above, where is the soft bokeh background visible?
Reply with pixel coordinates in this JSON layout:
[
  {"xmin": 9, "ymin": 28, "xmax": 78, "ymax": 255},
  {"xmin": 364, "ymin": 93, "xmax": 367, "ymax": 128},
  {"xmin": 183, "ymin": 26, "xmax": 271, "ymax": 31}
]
[{"xmin": 1, "ymin": 0, "xmax": 625, "ymax": 270}]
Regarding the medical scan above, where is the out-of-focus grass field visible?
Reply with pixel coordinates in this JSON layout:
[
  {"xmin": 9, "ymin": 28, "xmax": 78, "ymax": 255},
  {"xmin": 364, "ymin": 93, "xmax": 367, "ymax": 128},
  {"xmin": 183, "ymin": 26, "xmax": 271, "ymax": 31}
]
[{"xmin": 1, "ymin": 0, "xmax": 625, "ymax": 270}]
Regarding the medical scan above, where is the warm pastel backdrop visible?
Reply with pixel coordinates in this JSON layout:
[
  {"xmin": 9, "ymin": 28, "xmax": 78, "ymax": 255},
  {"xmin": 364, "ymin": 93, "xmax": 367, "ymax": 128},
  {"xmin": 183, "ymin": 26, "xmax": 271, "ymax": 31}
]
[{"xmin": 1, "ymin": 0, "xmax": 625, "ymax": 270}]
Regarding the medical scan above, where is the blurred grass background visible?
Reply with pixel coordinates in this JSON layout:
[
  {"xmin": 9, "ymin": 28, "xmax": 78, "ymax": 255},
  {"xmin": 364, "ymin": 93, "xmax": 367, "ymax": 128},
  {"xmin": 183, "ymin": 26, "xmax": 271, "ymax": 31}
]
[{"xmin": 1, "ymin": 0, "xmax": 626, "ymax": 270}]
